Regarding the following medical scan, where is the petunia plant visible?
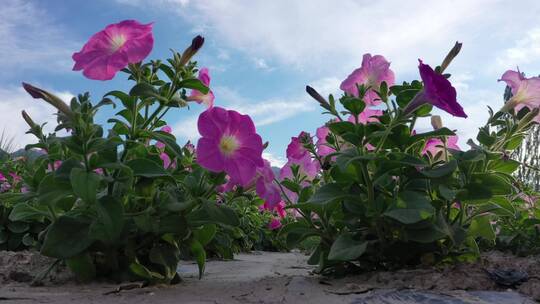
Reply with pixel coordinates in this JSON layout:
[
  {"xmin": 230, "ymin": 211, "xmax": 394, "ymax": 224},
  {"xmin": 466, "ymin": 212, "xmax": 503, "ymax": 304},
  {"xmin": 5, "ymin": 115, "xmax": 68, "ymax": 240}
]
[
  {"xmin": 278, "ymin": 42, "xmax": 540, "ymax": 274},
  {"xmin": 7, "ymin": 20, "xmax": 243, "ymax": 283}
]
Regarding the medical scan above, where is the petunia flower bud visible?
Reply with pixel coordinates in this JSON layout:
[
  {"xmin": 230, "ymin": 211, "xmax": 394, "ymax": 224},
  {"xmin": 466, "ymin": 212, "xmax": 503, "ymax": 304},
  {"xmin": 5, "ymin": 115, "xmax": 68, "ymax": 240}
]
[
  {"xmin": 21, "ymin": 110, "xmax": 37, "ymax": 129},
  {"xmin": 22, "ymin": 83, "xmax": 73, "ymax": 117},
  {"xmin": 431, "ymin": 115, "xmax": 443, "ymax": 130},
  {"xmin": 439, "ymin": 41, "xmax": 462, "ymax": 74},
  {"xmin": 179, "ymin": 35, "xmax": 205, "ymax": 66}
]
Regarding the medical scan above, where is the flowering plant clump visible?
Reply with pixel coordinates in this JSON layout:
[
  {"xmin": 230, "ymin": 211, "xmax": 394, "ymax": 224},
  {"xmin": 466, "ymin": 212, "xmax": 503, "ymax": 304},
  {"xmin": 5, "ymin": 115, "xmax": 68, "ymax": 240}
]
[
  {"xmin": 0, "ymin": 156, "xmax": 46, "ymax": 251},
  {"xmin": 278, "ymin": 42, "xmax": 540, "ymax": 273},
  {"xmin": 5, "ymin": 20, "xmax": 255, "ymax": 283}
]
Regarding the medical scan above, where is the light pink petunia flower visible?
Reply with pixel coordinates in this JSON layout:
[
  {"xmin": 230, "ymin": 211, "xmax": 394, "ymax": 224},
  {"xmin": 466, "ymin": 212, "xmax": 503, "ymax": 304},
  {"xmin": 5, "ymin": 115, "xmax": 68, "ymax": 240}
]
[
  {"xmin": 188, "ymin": 68, "xmax": 215, "ymax": 108},
  {"xmin": 340, "ymin": 54, "xmax": 395, "ymax": 106},
  {"xmin": 72, "ymin": 20, "xmax": 154, "ymax": 80},
  {"xmin": 348, "ymin": 108, "xmax": 383, "ymax": 125},
  {"xmin": 315, "ymin": 125, "xmax": 335, "ymax": 157},
  {"xmin": 422, "ymin": 136, "xmax": 460, "ymax": 158},
  {"xmin": 196, "ymin": 107, "xmax": 264, "ymax": 186},
  {"xmin": 499, "ymin": 70, "xmax": 540, "ymax": 121}
]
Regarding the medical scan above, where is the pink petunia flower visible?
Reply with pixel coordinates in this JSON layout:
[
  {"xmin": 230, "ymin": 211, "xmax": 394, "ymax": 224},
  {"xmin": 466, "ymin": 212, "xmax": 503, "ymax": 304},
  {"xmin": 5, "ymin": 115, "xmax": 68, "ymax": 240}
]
[
  {"xmin": 196, "ymin": 107, "xmax": 264, "ymax": 186},
  {"xmin": 422, "ymin": 136, "xmax": 460, "ymax": 158},
  {"xmin": 9, "ymin": 172, "xmax": 21, "ymax": 184},
  {"xmin": 47, "ymin": 160, "xmax": 62, "ymax": 172},
  {"xmin": 155, "ymin": 125, "xmax": 172, "ymax": 149},
  {"xmin": 315, "ymin": 126, "xmax": 335, "ymax": 157},
  {"xmin": 348, "ymin": 108, "xmax": 383, "ymax": 125},
  {"xmin": 72, "ymin": 20, "xmax": 154, "ymax": 80},
  {"xmin": 286, "ymin": 132, "xmax": 311, "ymax": 161},
  {"xmin": 340, "ymin": 54, "xmax": 395, "ymax": 106},
  {"xmin": 499, "ymin": 70, "xmax": 540, "ymax": 121},
  {"xmin": 0, "ymin": 173, "xmax": 7, "ymax": 182},
  {"xmin": 187, "ymin": 68, "xmax": 215, "ymax": 108},
  {"xmin": 160, "ymin": 152, "xmax": 176, "ymax": 169},
  {"xmin": 268, "ymin": 218, "xmax": 282, "ymax": 230},
  {"xmin": 255, "ymin": 160, "xmax": 281, "ymax": 209},
  {"xmin": 94, "ymin": 168, "xmax": 104, "ymax": 175}
]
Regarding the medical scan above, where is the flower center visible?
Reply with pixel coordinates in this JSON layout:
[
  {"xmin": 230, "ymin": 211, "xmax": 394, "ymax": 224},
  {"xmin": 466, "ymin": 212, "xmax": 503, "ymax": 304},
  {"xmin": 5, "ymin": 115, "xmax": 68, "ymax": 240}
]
[
  {"xmin": 110, "ymin": 34, "xmax": 127, "ymax": 52},
  {"xmin": 219, "ymin": 135, "xmax": 239, "ymax": 156}
]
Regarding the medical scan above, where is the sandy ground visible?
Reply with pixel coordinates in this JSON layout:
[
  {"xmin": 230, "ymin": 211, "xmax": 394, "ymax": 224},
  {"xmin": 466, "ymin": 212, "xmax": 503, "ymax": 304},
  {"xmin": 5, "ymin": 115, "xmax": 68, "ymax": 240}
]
[{"xmin": 0, "ymin": 250, "xmax": 538, "ymax": 303}]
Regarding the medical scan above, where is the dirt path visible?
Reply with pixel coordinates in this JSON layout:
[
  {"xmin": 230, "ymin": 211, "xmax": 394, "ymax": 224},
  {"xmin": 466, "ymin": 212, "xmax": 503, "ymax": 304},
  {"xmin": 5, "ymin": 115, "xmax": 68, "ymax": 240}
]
[{"xmin": 0, "ymin": 251, "xmax": 538, "ymax": 303}]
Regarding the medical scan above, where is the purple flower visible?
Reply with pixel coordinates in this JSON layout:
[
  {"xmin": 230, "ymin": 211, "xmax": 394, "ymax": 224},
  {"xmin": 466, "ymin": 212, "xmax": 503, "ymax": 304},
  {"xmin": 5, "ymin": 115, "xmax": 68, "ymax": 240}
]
[
  {"xmin": 72, "ymin": 20, "xmax": 154, "ymax": 80},
  {"xmin": 404, "ymin": 60, "xmax": 467, "ymax": 118},
  {"xmin": 340, "ymin": 54, "xmax": 395, "ymax": 106},
  {"xmin": 268, "ymin": 218, "xmax": 282, "ymax": 230},
  {"xmin": 196, "ymin": 107, "xmax": 264, "ymax": 186}
]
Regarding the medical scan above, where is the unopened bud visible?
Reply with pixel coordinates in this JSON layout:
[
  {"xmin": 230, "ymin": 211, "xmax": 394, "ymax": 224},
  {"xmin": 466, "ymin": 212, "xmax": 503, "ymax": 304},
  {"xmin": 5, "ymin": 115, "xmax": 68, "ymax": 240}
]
[
  {"xmin": 431, "ymin": 115, "xmax": 443, "ymax": 130},
  {"xmin": 439, "ymin": 41, "xmax": 462, "ymax": 73},
  {"xmin": 21, "ymin": 110, "xmax": 37, "ymax": 128},
  {"xmin": 306, "ymin": 85, "xmax": 328, "ymax": 106},
  {"xmin": 22, "ymin": 82, "xmax": 73, "ymax": 117},
  {"xmin": 179, "ymin": 35, "xmax": 205, "ymax": 66}
]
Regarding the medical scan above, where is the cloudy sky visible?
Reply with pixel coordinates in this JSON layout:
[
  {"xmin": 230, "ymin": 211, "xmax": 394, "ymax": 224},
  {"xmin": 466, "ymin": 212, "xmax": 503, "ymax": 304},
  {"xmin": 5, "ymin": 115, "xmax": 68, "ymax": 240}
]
[{"xmin": 2, "ymin": 0, "xmax": 540, "ymax": 166}]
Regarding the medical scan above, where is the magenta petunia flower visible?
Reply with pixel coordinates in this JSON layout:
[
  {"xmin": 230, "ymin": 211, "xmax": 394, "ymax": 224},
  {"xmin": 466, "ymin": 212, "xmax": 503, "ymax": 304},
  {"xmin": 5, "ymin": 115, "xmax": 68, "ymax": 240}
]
[
  {"xmin": 348, "ymin": 107, "xmax": 383, "ymax": 125},
  {"xmin": 196, "ymin": 107, "xmax": 264, "ymax": 186},
  {"xmin": 0, "ymin": 173, "xmax": 6, "ymax": 182},
  {"xmin": 255, "ymin": 160, "xmax": 281, "ymax": 209},
  {"xmin": 422, "ymin": 135, "xmax": 460, "ymax": 158},
  {"xmin": 188, "ymin": 68, "xmax": 215, "ymax": 108},
  {"xmin": 155, "ymin": 125, "xmax": 172, "ymax": 149},
  {"xmin": 405, "ymin": 60, "xmax": 467, "ymax": 118},
  {"xmin": 340, "ymin": 54, "xmax": 395, "ymax": 106},
  {"xmin": 286, "ymin": 132, "xmax": 312, "ymax": 161},
  {"xmin": 499, "ymin": 70, "xmax": 540, "ymax": 119},
  {"xmin": 72, "ymin": 20, "xmax": 154, "ymax": 80},
  {"xmin": 268, "ymin": 218, "xmax": 282, "ymax": 230},
  {"xmin": 315, "ymin": 126, "xmax": 335, "ymax": 157}
]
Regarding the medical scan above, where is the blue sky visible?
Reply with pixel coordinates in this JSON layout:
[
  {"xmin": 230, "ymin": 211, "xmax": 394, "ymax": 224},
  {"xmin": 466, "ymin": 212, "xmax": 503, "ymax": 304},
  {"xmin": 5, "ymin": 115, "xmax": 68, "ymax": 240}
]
[{"xmin": 2, "ymin": 0, "xmax": 540, "ymax": 166}]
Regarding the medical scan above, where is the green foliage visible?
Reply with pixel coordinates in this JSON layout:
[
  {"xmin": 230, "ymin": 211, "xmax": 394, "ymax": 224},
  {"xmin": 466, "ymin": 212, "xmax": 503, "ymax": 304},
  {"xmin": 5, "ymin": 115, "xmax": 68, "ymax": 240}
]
[
  {"xmin": 204, "ymin": 194, "xmax": 289, "ymax": 258},
  {"xmin": 11, "ymin": 40, "xmax": 245, "ymax": 284},
  {"xmin": 280, "ymin": 66, "xmax": 536, "ymax": 275}
]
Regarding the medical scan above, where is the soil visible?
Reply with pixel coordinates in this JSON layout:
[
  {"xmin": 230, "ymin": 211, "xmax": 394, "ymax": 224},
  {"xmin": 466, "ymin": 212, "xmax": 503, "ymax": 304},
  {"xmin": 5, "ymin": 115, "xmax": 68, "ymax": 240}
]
[{"xmin": 0, "ymin": 250, "xmax": 538, "ymax": 303}]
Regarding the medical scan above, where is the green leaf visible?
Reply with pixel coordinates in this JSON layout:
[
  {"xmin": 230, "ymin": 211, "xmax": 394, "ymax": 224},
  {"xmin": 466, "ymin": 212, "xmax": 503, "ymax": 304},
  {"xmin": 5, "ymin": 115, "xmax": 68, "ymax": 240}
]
[
  {"xmin": 9, "ymin": 203, "xmax": 48, "ymax": 221},
  {"xmin": 384, "ymin": 191, "xmax": 435, "ymax": 224},
  {"xmin": 487, "ymin": 158, "xmax": 520, "ymax": 174},
  {"xmin": 190, "ymin": 239, "xmax": 206, "ymax": 279},
  {"xmin": 328, "ymin": 233, "xmax": 367, "ymax": 261},
  {"xmin": 7, "ymin": 221, "xmax": 29, "ymax": 233},
  {"xmin": 37, "ymin": 174, "xmax": 73, "ymax": 206},
  {"xmin": 41, "ymin": 216, "xmax": 93, "ymax": 259},
  {"xmin": 193, "ymin": 224, "xmax": 216, "ymax": 246},
  {"xmin": 468, "ymin": 216, "xmax": 495, "ymax": 241},
  {"xmin": 129, "ymin": 82, "xmax": 159, "ymax": 98},
  {"xmin": 150, "ymin": 131, "xmax": 183, "ymax": 159},
  {"xmin": 89, "ymin": 196, "xmax": 124, "ymax": 243},
  {"xmin": 65, "ymin": 253, "xmax": 96, "ymax": 281},
  {"xmin": 307, "ymin": 183, "xmax": 352, "ymax": 205},
  {"xmin": 178, "ymin": 78, "xmax": 209, "ymax": 94},
  {"xmin": 126, "ymin": 158, "xmax": 171, "ymax": 178},
  {"xmin": 410, "ymin": 128, "xmax": 455, "ymax": 141},
  {"xmin": 420, "ymin": 160, "xmax": 457, "ymax": 178},
  {"xmin": 70, "ymin": 168, "xmax": 101, "ymax": 204}
]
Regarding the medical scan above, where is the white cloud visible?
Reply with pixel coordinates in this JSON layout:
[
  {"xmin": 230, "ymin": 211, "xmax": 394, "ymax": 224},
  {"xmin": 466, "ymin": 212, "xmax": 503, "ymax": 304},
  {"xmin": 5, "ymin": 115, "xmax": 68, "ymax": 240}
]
[
  {"xmin": 0, "ymin": 86, "xmax": 74, "ymax": 149},
  {"xmin": 0, "ymin": 0, "xmax": 79, "ymax": 76},
  {"xmin": 172, "ymin": 115, "xmax": 199, "ymax": 142},
  {"xmin": 496, "ymin": 28, "xmax": 540, "ymax": 73},
  {"xmin": 252, "ymin": 58, "xmax": 273, "ymax": 71},
  {"xmin": 262, "ymin": 152, "xmax": 286, "ymax": 168}
]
